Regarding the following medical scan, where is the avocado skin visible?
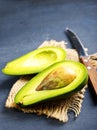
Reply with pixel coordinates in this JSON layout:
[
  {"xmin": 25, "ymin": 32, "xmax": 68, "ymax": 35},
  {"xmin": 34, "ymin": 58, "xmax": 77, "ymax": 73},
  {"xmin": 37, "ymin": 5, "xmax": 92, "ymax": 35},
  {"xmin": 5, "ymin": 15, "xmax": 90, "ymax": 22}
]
[
  {"xmin": 14, "ymin": 60, "xmax": 88, "ymax": 106},
  {"xmin": 2, "ymin": 46, "xmax": 66, "ymax": 75}
]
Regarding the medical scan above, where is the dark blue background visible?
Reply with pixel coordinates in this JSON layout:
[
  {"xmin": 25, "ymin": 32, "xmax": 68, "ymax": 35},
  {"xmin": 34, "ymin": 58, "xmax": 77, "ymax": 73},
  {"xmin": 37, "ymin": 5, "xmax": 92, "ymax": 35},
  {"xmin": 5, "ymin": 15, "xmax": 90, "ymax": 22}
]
[{"xmin": 0, "ymin": 0, "xmax": 97, "ymax": 130}]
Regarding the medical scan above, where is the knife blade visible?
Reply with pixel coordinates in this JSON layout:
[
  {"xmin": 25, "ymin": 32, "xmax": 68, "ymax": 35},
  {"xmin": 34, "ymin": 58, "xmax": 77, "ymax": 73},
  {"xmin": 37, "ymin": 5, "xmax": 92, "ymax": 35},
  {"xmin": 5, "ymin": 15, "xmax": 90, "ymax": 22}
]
[{"xmin": 65, "ymin": 28, "xmax": 97, "ymax": 97}]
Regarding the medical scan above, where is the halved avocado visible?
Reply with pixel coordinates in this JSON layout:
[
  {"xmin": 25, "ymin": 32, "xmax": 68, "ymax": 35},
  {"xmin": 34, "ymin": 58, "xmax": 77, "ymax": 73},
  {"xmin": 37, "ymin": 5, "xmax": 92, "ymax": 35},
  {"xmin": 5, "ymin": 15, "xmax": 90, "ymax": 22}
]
[
  {"xmin": 2, "ymin": 46, "xmax": 66, "ymax": 75},
  {"xmin": 14, "ymin": 60, "xmax": 88, "ymax": 106}
]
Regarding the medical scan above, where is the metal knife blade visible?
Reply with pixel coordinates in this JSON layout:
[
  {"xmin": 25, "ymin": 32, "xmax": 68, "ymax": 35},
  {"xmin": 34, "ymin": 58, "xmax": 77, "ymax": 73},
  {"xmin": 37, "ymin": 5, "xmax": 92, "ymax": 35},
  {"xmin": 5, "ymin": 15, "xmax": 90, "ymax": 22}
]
[
  {"xmin": 66, "ymin": 28, "xmax": 88, "ymax": 57},
  {"xmin": 65, "ymin": 28, "xmax": 97, "ymax": 98}
]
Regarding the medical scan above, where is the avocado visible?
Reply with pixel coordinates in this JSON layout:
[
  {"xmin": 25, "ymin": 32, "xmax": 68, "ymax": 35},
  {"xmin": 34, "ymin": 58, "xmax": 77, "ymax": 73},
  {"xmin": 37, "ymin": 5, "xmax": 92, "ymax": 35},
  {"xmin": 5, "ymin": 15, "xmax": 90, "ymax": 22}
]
[
  {"xmin": 14, "ymin": 60, "xmax": 88, "ymax": 106},
  {"xmin": 2, "ymin": 46, "xmax": 66, "ymax": 75}
]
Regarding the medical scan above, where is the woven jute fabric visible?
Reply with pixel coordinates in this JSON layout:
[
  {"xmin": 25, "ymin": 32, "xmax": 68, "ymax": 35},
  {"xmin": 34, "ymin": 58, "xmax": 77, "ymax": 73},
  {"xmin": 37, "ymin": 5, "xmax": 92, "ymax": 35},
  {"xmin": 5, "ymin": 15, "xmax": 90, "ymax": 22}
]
[{"xmin": 5, "ymin": 40, "xmax": 97, "ymax": 122}]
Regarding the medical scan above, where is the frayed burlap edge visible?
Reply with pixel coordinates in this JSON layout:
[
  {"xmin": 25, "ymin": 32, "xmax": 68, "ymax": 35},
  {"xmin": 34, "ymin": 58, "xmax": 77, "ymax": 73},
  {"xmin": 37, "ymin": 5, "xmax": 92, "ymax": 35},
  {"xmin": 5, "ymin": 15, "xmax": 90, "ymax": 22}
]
[{"xmin": 5, "ymin": 40, "xmax": 97, "ymax": 122}]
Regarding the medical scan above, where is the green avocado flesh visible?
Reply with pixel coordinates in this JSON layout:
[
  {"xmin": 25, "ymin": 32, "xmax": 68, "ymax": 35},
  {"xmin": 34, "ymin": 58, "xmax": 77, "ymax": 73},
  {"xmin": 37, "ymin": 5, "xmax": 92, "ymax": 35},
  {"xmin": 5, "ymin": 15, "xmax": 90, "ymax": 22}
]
[
  {"xmin": 14, "ymin": 60, "xmax": 88, "ymax": 106},
  {"xmin": 2, "ymin": 46, "xmax": 66, "ymax": 75}
]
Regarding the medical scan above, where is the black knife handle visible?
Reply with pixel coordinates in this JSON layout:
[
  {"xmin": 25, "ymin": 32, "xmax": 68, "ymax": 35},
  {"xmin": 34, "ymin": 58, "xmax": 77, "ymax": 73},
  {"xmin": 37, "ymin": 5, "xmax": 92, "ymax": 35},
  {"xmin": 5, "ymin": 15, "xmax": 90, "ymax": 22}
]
[{"xmin": 80, "ymin": 56, "xmax": 97, "ymax": 97}]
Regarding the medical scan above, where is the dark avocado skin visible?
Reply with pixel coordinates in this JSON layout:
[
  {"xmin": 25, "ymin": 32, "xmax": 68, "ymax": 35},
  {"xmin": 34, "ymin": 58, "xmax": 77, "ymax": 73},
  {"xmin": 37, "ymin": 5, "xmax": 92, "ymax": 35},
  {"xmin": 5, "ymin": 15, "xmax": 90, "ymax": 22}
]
[
  {"xmin": 14, "ymin": 60, "xmax": 88, "ymax": 106},
  {"xmin": 2, "ymin": 46, "xmax": 66, "ymax": 75}
]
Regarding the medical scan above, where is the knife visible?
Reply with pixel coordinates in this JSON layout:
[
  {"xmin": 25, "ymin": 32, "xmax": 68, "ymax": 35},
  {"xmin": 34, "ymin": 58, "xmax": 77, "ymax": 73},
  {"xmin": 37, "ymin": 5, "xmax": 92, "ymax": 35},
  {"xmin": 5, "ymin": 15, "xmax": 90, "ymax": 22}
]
[{"xmin": 65, "ymin": 28, "xmax": 97, "ymax": 97}]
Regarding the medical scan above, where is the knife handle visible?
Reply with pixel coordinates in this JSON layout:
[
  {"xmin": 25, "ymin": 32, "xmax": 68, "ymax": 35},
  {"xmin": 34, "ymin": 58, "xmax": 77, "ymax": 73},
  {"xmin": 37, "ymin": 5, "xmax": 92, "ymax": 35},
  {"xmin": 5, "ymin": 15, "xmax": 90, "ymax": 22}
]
[{"xmin": 80, "ymin": 56, "xmax": 97, "ymax": 97}]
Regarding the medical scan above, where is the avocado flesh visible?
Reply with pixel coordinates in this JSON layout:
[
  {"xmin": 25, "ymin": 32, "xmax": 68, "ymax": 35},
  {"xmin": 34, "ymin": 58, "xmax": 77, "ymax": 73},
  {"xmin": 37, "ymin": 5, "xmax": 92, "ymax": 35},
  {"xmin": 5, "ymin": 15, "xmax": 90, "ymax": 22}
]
[
  {"xmin": 2, "ymin": 46, "xmax": 66, "ymax": 75},
  {"xmin": 14, "ymin": 60, "xmax": 88, "ymax": 106}
]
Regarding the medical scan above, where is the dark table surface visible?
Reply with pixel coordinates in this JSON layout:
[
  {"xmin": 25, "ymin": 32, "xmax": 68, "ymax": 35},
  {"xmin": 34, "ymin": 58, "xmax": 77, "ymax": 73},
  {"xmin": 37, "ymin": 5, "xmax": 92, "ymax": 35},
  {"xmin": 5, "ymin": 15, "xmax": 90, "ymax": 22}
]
[{"xmin": 0, "ymin": 0, "xmax": 97, "ymax": 130}]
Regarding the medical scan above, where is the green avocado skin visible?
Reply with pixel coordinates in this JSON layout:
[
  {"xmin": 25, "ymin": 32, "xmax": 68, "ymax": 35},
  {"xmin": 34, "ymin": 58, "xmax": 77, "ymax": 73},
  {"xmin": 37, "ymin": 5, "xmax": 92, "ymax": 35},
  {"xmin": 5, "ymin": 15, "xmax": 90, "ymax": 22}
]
[
  {"xmin": 14, "ymin": 60, "xmax": 88, "ymax": 106},
  {"xmin": 2, "ymin": 46, "xmax": 66, "ymax": 75}
]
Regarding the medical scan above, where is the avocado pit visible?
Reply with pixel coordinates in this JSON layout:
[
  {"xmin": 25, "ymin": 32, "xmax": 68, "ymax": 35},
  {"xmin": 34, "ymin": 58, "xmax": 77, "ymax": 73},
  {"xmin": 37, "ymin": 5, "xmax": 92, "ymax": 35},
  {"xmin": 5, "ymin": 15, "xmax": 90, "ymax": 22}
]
[{"xmin": 36, "ymin": 67, "xmax": 76, "ymax": 91}]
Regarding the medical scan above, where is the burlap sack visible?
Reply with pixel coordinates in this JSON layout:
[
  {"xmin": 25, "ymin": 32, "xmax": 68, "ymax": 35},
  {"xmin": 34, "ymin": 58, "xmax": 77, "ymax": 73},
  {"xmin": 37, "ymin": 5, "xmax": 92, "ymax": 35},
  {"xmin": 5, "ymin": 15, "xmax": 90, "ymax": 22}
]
[{"xmin": 5, "ymin": 40, "xmax": 97, "ymax": 122}]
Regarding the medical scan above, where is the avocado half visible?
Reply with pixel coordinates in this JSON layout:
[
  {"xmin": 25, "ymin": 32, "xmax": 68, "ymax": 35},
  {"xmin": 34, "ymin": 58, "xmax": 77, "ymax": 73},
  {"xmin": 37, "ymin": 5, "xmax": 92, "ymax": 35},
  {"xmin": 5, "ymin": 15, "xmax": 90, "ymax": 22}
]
[
  {"xmin": 2, "ymin": 46, "xmax": 66, "ymax": 75},
  {"xmin": 14, "ymin": 60, "xmax": 88, "ymax": 106}
]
